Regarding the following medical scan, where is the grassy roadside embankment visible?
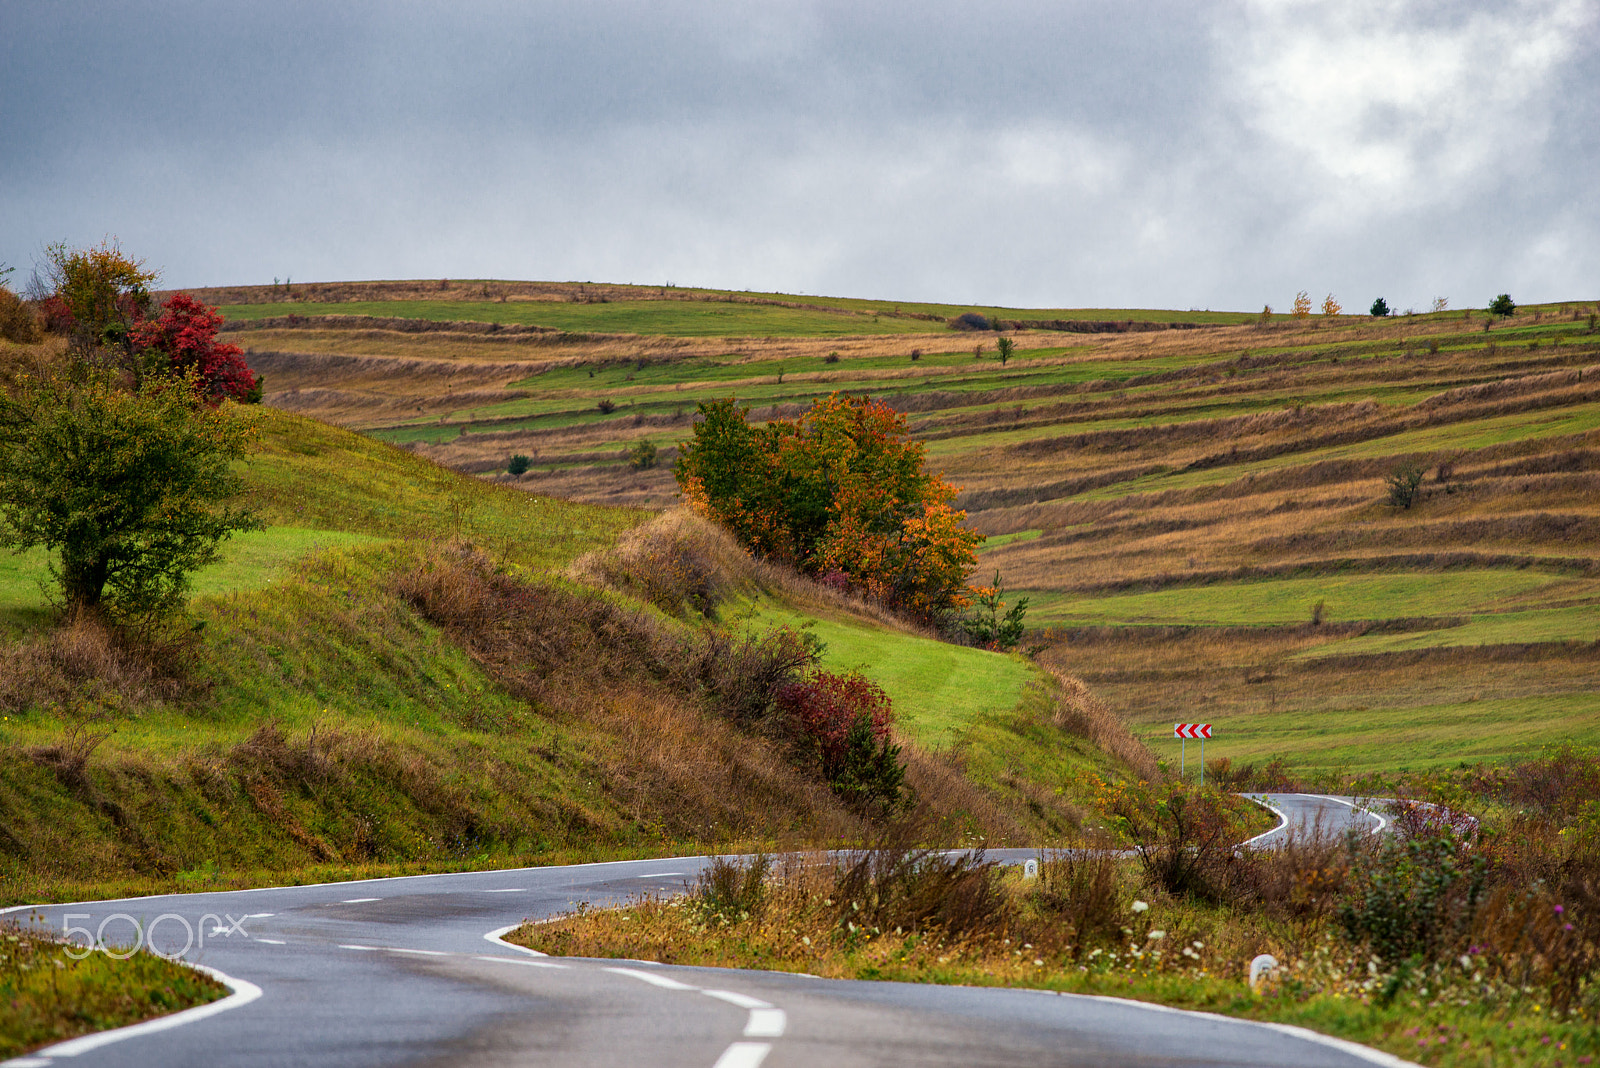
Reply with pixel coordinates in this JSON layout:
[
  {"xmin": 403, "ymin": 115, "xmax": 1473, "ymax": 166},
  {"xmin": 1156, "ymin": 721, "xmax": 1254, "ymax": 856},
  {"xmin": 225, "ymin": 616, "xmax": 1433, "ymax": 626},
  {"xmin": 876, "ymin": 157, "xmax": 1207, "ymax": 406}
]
[{"xmin": 0, "ymin": 401, "xmax": 1137, "ymax": 908}]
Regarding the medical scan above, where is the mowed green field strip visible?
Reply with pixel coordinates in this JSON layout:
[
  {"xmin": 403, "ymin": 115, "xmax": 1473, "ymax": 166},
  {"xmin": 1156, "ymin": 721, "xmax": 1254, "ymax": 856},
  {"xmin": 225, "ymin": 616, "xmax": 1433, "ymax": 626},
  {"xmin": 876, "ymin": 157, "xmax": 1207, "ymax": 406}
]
[
  {"xmin": 0, "ymin": 528, "xmax": 385, "ymax": 632},
  {"xmin": 1022, "ymin": 570, "xmax": 1563, "ymax": 627},
  {"xmin": 1129, "ymin": 692, "xmax": 1600, "ymax": 775},
  {"xmin": 1301, "ymin": 605, "xmax": 1600, "ymax": 656},
  {"xmin": 734, "ymin": 598, "xmax": 1034, "ymax": 751},
  {"xmin": 1058, "ymin": 401, "xmax": 1600, "ymax": 504},
  {"xmin": 220, "ymin": 300, "xmax": 932, "ymax": 337}
]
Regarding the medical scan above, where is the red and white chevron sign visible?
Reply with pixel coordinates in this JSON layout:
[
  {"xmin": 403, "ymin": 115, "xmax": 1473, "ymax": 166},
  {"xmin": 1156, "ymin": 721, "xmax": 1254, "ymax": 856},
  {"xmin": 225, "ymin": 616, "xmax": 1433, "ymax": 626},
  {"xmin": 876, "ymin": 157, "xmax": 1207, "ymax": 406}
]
[{"xmin": 1173, "ymin": 723, "xmax": 1212, "ymax": 739}]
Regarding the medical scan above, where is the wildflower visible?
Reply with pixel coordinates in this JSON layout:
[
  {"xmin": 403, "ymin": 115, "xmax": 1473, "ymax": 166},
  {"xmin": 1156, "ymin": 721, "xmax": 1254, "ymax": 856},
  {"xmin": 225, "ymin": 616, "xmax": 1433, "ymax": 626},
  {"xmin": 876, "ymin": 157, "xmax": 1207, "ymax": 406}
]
[
  {"xmin": 1131, "ymin": 900, "xmax": 1149, "ymax": 913},
  {"xmin": 1148, "ymin": 930, "xmax": 1165, "ymax": 941}
]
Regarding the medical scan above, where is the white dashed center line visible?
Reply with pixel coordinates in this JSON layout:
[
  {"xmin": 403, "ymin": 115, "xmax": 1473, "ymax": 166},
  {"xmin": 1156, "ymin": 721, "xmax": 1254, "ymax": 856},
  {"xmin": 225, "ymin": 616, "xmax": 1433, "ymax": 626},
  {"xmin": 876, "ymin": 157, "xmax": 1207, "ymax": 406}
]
[
  {"xmin": 711, "ymin": 1042, "xmax": 772, "ymax": 1068},
  {"xmin": 340, "ymin": 897, "xmax": 381, "ymax": 904}
]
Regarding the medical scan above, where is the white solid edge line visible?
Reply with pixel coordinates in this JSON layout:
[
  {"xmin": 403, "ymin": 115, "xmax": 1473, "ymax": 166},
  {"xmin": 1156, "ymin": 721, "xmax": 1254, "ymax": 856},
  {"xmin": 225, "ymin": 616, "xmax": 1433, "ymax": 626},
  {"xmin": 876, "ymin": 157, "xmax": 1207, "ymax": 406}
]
[
  {"xmin": 604, "ymin": 966, "xmax": 697, "ymax": 990},
  {"xmin": 1067, "ymin": 992, "xmax": 1420, "ymax": 1068},
  {"xmin": 484, "ymin": 923, "xmax": 548, "ymax": 956},
  {"xmin": 712, "ymin": 1042, "xmax": 772, "ymax": 1068},
  {"xmin": 38, "ymin": 963, "xmax": 263, "ymax": 1058},
  {"xmin": 1302, "ymin": 793, "xmax": 1388, "ymax": 835},
  {"xmin": 0, "ymin": 852, "xmax": 722, "ymax": 916},
  {"xmin": 1239, "ymin": 796, "xmax": 1289, "ymax": 848}
]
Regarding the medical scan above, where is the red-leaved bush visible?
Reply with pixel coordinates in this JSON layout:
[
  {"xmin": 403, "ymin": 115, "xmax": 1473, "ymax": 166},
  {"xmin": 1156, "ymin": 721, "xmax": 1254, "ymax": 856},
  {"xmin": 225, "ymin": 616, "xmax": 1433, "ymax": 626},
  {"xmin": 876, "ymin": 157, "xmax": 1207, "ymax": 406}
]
[
  {"xmin": 129, "ymin": 293, "xmax": 256, "ymax": 404},
  {"xmin": 776, "ymin": 669, "xmax": 892, "ymax": 777}
]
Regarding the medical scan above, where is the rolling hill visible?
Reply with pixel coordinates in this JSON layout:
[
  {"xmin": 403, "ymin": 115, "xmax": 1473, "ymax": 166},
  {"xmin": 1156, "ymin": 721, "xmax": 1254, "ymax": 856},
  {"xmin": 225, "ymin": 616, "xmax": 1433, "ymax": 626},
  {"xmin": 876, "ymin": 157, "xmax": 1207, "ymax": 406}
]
[{"xmin": 198, "ymin": 280, "xmax": 1600, "ymax": 776}]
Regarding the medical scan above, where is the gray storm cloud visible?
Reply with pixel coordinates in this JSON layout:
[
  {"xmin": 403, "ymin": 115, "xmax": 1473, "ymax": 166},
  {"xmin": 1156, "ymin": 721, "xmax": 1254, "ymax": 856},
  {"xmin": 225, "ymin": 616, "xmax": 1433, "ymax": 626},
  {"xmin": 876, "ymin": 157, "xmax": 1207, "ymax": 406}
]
[{"xmin": 2, "ymin": 0, "xmax": 1595, "ymax": 309}]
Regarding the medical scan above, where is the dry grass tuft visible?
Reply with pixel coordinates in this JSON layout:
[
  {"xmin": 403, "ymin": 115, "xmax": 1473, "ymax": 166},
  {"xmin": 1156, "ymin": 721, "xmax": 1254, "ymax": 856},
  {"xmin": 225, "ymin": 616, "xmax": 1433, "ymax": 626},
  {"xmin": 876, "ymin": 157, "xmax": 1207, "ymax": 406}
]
[
  {"xmin": 1042, "ymin": 665, "xmax": 1159, "ymax": 780},
  {"xmin": 0, "ymin": 612, "xmax": 195, "ymax": 715}
]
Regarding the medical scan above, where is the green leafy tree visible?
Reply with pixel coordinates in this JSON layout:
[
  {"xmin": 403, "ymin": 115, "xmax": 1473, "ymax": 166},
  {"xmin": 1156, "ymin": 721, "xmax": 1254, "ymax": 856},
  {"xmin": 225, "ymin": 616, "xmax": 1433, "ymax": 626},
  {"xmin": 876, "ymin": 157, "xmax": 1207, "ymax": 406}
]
[
  {"xmin": 995, "ymin": 336, "xmax": 1015, "ymax": 366},
  {"xmin": 1369, "ymin": 297, "xmax": 1390, "ymax": 317},
  {"xmin": 507, "ymin": 454, "xmax": 532, "ymax": 475},
  {"xmin": 0, "ymin": 367, "xmax": 258, "ymax": 620},
  {"xmin": 1488, "ymin": 293, "xmax": 1516, "ymax": 318}
]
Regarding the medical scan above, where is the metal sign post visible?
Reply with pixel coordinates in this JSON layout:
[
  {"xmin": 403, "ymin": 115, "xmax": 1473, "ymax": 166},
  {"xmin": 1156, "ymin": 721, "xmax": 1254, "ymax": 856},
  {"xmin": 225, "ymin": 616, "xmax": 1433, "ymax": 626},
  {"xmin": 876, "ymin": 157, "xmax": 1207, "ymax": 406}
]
[{"xmin": 1173, "ymin": 724, "xmax": 1213, "ymax": 783}]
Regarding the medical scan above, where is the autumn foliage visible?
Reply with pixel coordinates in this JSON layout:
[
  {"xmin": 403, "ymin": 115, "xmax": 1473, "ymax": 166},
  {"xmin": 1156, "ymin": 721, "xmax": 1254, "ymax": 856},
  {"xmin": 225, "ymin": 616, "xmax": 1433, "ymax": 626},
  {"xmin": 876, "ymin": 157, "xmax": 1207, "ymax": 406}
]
[
  {"xmin": 39, "ymin": 241, "xmax": 256, "ymax": 405},
  {"xmin": 776, "ymin": 669, "xmax": 905, "ymax": 811},
  {"xmin": 129, "ymin": 293, "xmax": 257, "ymax": 404},
  {"xmin": 675, "ymin": 393, "xmax": 982, "ymax": 619}
]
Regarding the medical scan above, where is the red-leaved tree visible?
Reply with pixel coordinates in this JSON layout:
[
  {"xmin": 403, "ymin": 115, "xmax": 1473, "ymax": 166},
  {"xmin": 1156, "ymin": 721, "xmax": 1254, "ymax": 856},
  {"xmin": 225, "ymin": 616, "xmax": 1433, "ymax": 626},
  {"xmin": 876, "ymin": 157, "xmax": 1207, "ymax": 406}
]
[{"xmin": 129, "ymin": 293, "xmax": 257, "ymax": 404}]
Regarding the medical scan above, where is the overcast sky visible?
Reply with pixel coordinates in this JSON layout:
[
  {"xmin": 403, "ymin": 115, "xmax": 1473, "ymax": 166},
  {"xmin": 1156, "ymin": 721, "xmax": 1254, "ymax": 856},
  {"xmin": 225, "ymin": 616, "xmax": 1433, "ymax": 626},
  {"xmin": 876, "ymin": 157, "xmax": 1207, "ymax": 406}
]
[{"xmin": 3, "ymin": 1, "xmax": 1596, "ymax": 311}]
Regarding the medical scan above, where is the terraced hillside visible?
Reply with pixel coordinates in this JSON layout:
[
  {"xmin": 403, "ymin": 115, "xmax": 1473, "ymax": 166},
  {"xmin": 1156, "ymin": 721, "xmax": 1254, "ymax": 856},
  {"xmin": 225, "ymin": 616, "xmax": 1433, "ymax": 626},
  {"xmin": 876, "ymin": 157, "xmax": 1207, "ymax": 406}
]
[{"xmin": 208, "ymin": 282, "xmax": 1600, "ymax": 776}]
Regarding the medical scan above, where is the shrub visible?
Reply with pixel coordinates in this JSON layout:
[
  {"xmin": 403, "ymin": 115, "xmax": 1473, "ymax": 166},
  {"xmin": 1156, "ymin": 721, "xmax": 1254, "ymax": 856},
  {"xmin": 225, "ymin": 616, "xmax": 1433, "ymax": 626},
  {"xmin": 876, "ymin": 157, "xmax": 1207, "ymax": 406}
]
[
  {"xmin": 596, "ymin": 399, "xmax": 616, "ymax": 414},
  {"xmin": 1488, "ymin": 293, "xmax": 1516, "ymax": 318},
  {"xmin": 1032, "ymin": 850, "xmax": 1125, "ymax": 957},
  {"xmin": 1385, "ymin": 463, "xmax": 1426, "ymax": 509},
  {"xmin": 0, "ymin": 288, "xmax": 41, "ymax": 343},
  {"xmin": 1321, "ymin": 293, "xmax": 1342, "ymax": 316},
  {"xmin": 909, "ymin": 348, "xmax": 921, "ymax": 361},
  {"xmin": 831, "ymin": 822, "xmax": 1005, "ymax": 937},
  {"xmin": 690, "ymin": 625, "xmax": 817, "ymax": 728},
  {"xmin": 1338, "ymin": 832, "xmax": 1485, "ymax": 970},
  {"xmin": 823, "ymin": 351, "xmax": 840, "ymax": 364},
  {"xmin": 506, "ymin": 454, "xmax": 531, "ymax": 475},
  {"xmin": 128, "ymin": 293, "xmax": 255, "ymax": 404},
  {"xmin": 952, "ymin": 312, "xmax": 990, "ymax": 331},
  {"xmin": 1094, "ymin": 778, "xmax": 1245, "ymax": 901},
  {"xmin": 695, "ymin": 854, "xmax": 771, "ymax": 919},
  {"xmin": 777, "ymin": 669, "xmax": 905, "ymax": 812},
  {"xmin": 1369, "ymin": 297, "xmax": 1390, "ymax": 317},
  {"xmin": 1291, "ymin": 291, "xmax": 1312, "ymax": 318},
  {"xmin": 627, "ymin": 441, "xmax": 657, "ymax": 470},
  {"xmin": 40, "ymin": 240, "xmax": 157, "ymax": 358}
]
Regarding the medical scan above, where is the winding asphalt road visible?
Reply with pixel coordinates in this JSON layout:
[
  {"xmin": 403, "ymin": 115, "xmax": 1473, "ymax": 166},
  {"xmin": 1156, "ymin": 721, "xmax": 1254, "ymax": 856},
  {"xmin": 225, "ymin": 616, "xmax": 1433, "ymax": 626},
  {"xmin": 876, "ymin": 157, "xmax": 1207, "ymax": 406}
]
[{"xmin": 2, "ymin": 794, "xmax": 1403, "ymax": 1068}]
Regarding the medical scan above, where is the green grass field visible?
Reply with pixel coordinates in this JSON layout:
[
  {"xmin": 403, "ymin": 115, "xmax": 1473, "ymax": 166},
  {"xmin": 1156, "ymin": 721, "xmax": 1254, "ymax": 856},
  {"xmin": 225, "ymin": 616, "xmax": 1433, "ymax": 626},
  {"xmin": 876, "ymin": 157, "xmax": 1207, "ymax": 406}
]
[
  {"xmin": 1024, "ymin": 570, "xmax": 1563, "ymax": 628},
  {"xmin": 0, "ymin": 527, "xmax": 384, "ymax": 634},
  {"xmin": 219, "ymin": 299, "xmax": 933, "ymax": 337},
  {"xmin": 733, "ymin": 596, "xmax": 1035, "ymax": 751}
]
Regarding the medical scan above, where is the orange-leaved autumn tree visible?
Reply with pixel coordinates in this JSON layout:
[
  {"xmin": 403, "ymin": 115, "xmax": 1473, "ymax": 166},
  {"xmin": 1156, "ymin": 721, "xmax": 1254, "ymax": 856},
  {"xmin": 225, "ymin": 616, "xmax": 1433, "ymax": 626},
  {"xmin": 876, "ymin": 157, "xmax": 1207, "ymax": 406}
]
[{"xmin": 676, "ymin": 393, "xmax": 982, "ymax": 620}]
